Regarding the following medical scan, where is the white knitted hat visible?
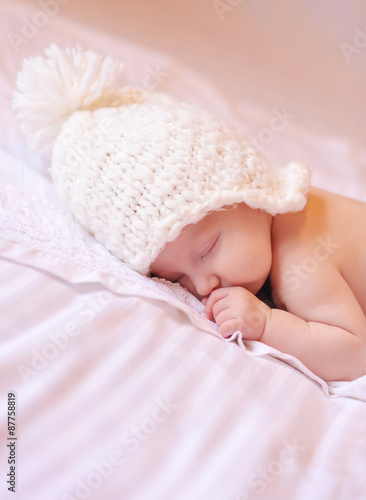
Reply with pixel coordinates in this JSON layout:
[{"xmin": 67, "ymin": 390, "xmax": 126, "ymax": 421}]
[{"xmin": 13, "ymin": 44, "xmax": 311, "ymax": 275}]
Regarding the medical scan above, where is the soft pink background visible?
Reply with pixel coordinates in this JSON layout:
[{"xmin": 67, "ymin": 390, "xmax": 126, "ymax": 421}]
[{"xmin": 52, "ymin": 0, "xmax": 366, "ymax": 144}]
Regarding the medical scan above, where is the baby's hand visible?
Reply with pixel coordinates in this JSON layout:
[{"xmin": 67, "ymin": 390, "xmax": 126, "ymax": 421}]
[{"xmin": 203, "ymin": 287, "xmax": 271, "ymax": 341}]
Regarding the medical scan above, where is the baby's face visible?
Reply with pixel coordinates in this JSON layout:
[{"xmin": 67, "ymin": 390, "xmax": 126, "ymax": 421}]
[{"xmin": 151, "ymin": 204, "xmax": 273, "ymax": 300}]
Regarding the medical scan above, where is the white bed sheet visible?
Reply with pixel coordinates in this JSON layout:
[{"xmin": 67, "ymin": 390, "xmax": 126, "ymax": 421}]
[{"xmin": 1, "ymin": 1, "xmax": 366, "ymax": 499}]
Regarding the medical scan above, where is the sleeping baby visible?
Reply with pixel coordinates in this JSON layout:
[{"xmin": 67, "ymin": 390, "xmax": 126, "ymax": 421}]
[{"xmin": 13, "ymin": 45, "xmax": 366, "ymax": 382}]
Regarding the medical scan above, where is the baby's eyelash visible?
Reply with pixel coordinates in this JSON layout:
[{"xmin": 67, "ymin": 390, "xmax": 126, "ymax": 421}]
[{"xmin": 201, "ymin": 234, "xmax": 220, "ymax": 259}]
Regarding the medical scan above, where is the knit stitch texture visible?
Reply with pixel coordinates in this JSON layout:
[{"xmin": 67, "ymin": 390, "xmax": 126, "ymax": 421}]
[{"xmin": 13, "ymin": 45, "xmax": 311, "ymax": 274}]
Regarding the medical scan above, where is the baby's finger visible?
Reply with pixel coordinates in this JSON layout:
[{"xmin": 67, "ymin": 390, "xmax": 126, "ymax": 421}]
[
  {"xmin": 214, "ymin": 308, "xmax": 238, "ymax": 333},
  {"xmin": 218, "ymin": 319, "xmax": 243, "ymax": 339},
  {"xmin": 204, "ymin": 288, "xmax": 230, "ymax": 320},
  {"xmin": 211, "ymin": 297, "xmax": 234, "ymax": 323}
]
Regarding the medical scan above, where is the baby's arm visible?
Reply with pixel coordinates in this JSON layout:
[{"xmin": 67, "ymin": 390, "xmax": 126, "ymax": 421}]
[
  {"xmin": 261, "ymin": 308, "xmax": 365, "ymax": 381},
  {"xmin": 204, "ymin": 269, "xmax": 366, "ymax": 381}
]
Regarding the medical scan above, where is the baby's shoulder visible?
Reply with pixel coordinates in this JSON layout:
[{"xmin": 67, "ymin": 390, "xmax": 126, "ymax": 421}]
[
  {"xmin": 271, "ymin": 186, "xmax": 365, "ymax": 265},
  {"xmin": 269, "ymin": 187, "xmax": 357, "ymax": 311}
]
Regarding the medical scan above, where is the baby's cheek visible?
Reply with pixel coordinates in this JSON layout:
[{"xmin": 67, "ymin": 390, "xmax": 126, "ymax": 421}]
[{"xmin": 179, "ymin": 276, "xmax": 200, "ymax": 299}]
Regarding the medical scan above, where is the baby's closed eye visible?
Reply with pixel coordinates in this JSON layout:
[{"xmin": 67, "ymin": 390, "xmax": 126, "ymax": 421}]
[{"xmin": 200, "ymin": 234, "xmax": 220, "ymax": 260}]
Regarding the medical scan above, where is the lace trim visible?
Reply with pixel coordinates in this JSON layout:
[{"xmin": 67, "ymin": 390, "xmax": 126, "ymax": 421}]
[{"xmin": 0, "ymin": 179, "xmax": 218, "ymax": 335}]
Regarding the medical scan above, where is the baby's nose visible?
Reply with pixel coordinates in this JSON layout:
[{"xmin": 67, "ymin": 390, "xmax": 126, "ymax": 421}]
[{"xmin": 195, "ymin": 274, "xmax": 220, "ymax": 298}]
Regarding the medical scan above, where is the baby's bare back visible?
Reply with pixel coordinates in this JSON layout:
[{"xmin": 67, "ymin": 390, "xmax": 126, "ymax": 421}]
[
  {"xmin": 271, "ymin": 187, "xmax": 366, "ymax": 318},
  {"xmin": 265, "ymin": 187, "xmax": 366, "ymax": 380}
]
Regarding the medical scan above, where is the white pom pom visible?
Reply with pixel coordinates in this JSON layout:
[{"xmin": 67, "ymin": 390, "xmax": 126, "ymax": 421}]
[{"xmin": 12, "ymin": 44, "xmax": 124, "ymax": 153}]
